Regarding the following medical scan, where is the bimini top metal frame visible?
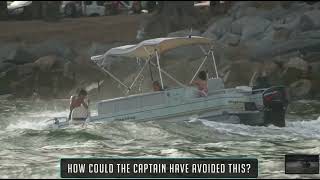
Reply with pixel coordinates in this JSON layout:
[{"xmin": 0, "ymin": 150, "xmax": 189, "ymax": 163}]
[{"xmin": 91, "ymin": 36, "xmax": 218, "ymax": 94}]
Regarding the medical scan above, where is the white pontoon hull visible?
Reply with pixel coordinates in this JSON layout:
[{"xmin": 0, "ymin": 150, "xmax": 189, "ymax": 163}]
[{"xmin": 50, "ymin": 79, "xmax": 286, "ymax": 129}]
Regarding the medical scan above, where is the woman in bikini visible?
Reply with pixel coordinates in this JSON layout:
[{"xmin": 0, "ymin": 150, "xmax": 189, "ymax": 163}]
[
  {"xmin": 68, "ymin": 89, "xmax": 89, "ymax": 122},
  {"xmin": 190, "ymin": 71, "xmax": 208, "ymax": 97}
]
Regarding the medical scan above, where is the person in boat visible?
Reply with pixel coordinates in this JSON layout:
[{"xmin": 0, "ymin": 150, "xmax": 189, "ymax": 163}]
[
  {"xmin": 190, "ymin": 70, "xmax": 208, "ymax": 97},
  {"xmin": 253, "ymin": 71, "xmax": 271, "ymax": 90},
  {"xmin": 152, "ymin": 81, "xmax": 164, "ymax": 91},
  {"xmin": 68, "ymin": 89, "xmax": 89, "ymax": 122}
]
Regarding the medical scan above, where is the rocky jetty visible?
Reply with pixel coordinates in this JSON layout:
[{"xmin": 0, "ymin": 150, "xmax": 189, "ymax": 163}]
[{"xmin": 0, "ymin": 2, "xmax": 319, "ymax": 101}]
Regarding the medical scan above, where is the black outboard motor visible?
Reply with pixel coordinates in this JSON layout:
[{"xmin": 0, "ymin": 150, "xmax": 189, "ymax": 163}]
[{"xmin": 263, "ymin": 86, "xmax": 289, "ymax": 127}]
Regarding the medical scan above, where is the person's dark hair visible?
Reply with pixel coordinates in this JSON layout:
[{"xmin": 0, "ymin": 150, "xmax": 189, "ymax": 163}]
[
  {"xmin": 78, "ymin": 89, "xmax": 87, "ymax": 96},
  {"xmin": 153, "ymin": 81, "xmax": 160, "ymax": 86},
  {"xmin": 198, "ymin": 71, "xmax": 207, "ymax": 81}
]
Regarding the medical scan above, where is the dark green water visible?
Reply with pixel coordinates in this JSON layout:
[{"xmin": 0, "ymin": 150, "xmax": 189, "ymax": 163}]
[{"xmin": 0, "ymin": 99, "xmax": 319, "ymax": 178}]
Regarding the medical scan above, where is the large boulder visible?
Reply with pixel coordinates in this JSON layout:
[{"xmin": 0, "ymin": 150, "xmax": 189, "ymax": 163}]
[
  {"xmin": 282, "ymin": 67, "xmax": 304, "ymax": 85},
  {"xmin": 219, "ymin": 33, "xmax": 240, "ymax": 46},
  {"xmin": 16, "ymin": 63, "xmax": 35, "ymax": 77},
  {"xmin": 233, "ymin": 2, "xmax": 288, "ymax": 21},
  {"xmin": 3, "ymin": 47, "xmax": 36, "ymax": 65},
  {"xmin": 289, "ymin": 79, "xmax": 312, "ymax": 99},
  {"xmin": 285, "ymin": 57, "xmax": 308, "ymax": 72},
  {"xmin": 167, "ymin": 29, "xmax": 201, "ymax": 37},
  {"xmin": 315, "ymin": 2, "xmax": 320, "ymax": 9},
  {"xmin": 302, "ymin": 52, "xmax": 320, "ymax": 63},
  {"xmin": 234, "ymin": 6, "xmax": 260, "ymax": 19},
  {"xmin": 273, "ymin": 13, "xmax": 301, "ymax": 32},
  {"xmin": 27, "ymin": 40, "xmax": 74, "ymax": 60},
  {"xmin": 202, "ymin": 17, "xmax": 233, "ymax": 40},
  {"xmin": 0, "ymin": 62, "xmax": 15, "ymax": 73},
  {"xmin": 281, "ymin": 57, "xmax": 308, "ymax": 85},
  {"xmin": 309, "ymin": 62, "xmax": 320, "ymax": 98},
  {"xmin": 260, "ymin": 61, "xmax": 283, "ymax": 85},
  {"xmin": 9, "ymin": 75, "xmax": 35, "ymax": 98},
  {"xmin": 272, "ymin": 28, "xmax": 291, "ymax": 42},
  {"xmin": 0, "ymin": 43, "xmax": 19, "ymax": 64},
  {"xmin": 288, "ymin": 1, "xmax": 313, "ymax": 13},
  {"xmin": 255, "ymin": 30, "xmax": 320, "ymax": 58},
  {"xmin": 227, "ymin": 1, "xmax": 256, "ymax": 17},
  {"xmin": 231, "ymin": 16, "xmax": 271, "ymax": 40},
  {"xmin": 34, "ymin": 55, "xmax": 64, "ymax": 72},
  {"xmin": 87, "ymin": 42, "xmax": 110, "ymax": 58},
  {"xmin": 310, "ymin": 62, "xmax": 320, "ymax": 78},
  {"xmin": 299, "ymin": 9, "xmax": 320, "ymax": 31},
  {"xmin": 224, "ymin": 61, "xmax": 262, "ymax": 88}
]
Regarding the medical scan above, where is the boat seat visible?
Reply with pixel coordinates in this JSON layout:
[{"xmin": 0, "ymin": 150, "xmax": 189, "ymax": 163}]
[{"xmin": 207, "ymin": 78, "xmax": 225, "ymax": 94}]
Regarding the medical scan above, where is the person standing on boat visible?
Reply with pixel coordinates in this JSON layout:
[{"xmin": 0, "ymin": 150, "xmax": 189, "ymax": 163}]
[
  {"xmin": 68, "ymin": 89, "xmax": 89, "ymax": 122},
  {"xmin": 190, "ymin": 71, "xmax": 208, "ymax": 97},
  {"xmin": 152, "ymin": 81, "xmax": 164, "ymax": 91}
]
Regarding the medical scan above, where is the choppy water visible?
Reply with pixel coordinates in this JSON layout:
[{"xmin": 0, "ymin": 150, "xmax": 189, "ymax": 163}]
[{"xmin": 0, "ymin": 99, "xmax": 320, "ymax": 179}]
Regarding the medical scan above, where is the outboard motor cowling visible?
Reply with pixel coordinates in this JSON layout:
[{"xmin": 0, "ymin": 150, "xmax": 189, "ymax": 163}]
[{"xmin": 263, "ymin": 86, "xmax": 289, "ymax": 127}]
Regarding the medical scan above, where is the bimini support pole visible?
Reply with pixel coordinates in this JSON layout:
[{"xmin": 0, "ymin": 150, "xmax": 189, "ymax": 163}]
[
  {"xmin": 126, "ymin": 57, "xmax": 150, "ymax": 94},
  {"xmin": 149, "ymin": 61, "xmax": 187, "ymax": 88},
  {"xmin": 155, "ymin": 50, "xmax": 164, "ymax": 89},
  {"xmin": 93, "ymin": 60, "xmax": 130, "ymax": 90},
  {"xmin": 210, "ymin": 49, "xmax": 219, "ymax": 79},
  {"xmin": 101, "ymin": 66, "xmax": 130, "ymax": 90},
  {"xmin": 199, "ymin": 45, "xmax": 215, "ymax": 79},
  {"xmin": 189, "ymin": 54, "xmax": 208, "ymax": 84}
]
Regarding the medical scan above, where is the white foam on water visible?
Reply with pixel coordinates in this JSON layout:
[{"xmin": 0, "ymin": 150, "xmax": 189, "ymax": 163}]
[
  {"xmin": 160, "ymin": 149, "xmax": 193, "ymax": 157},
  {"xmin": 5, "ymin": 110, "xmax": 69, "ymax": 131},
  {"xmin": 199, "ymin": 117, "xmax": 320, "ymax": 140},
  {"xmin": 40, "ymin": 140, "xmax": 99, "ymax": 150}
]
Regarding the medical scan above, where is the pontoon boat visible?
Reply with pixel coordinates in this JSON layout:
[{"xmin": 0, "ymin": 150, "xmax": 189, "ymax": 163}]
[{"xmin": 49, "ymin": 36, "xmax": 288, "ymax": 128}]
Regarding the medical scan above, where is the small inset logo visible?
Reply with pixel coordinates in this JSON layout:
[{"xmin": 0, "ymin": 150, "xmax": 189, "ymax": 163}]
[{"xmin": 285, "ymin": 154, "xmax": 319, "ymax": 174}]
